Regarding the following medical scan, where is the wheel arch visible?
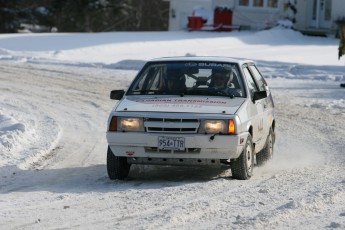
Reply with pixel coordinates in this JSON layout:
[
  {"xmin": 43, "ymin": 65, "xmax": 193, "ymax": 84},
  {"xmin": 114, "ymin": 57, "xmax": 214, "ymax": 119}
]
[
  {"xmin": 248, "ymin": 125, "xmax": 254, "ymax": 150},
  {"xmin": 248, "ymin": 125, "xmax": 253, "ymax": 137},
  {"xmin": 271, "ymin": 119, "xmax": 276, "ymax": 143},
  {"xmin": 271, "ymin": 119, "xmax": 275, "ymax": 132}
]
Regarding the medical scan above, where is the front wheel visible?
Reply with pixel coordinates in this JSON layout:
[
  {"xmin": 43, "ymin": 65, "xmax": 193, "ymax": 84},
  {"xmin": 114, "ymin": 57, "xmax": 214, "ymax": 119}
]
[
  {"xmin": 231, "ymin": 134, "xmax": 254, "ymax": 180},
  {"xmin": 107, "ymin": 146, "xmax": 131, "ymax": 180}
]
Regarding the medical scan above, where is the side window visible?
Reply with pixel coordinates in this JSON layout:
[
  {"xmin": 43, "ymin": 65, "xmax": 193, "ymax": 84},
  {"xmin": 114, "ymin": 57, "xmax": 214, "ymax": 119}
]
[
  {"xmin": 148, "ymin": 67, "xmax": 164, "ymax": 91},
  {"xmin": 249, "ymin": 65, "xmax": 266, "ymax": 91},
  {"xmin": 129, "ymin": 65, "xmax": 164, "ymax": 94},
  {"xmin": 243, "ymin": 67, "xmax": 258, "ymax": 97},
  {"xmin": 131, "ymin": 69, "xmax": 149, "ymax": 92}
]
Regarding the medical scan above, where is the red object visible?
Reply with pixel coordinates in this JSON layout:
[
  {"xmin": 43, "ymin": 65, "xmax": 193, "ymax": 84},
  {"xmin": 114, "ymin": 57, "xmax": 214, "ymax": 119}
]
[
  {"xmin": 214, "ymin": 7, "xmax": 233, "ymax": 31},
  {"xmin": 188, "ymin": 16, "xmax": 204, "ymax": 30}
]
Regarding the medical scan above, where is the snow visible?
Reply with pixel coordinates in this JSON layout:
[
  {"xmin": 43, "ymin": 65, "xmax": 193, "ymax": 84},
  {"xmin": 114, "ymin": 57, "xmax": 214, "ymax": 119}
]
[
  {"xmin": 193, "ymin": 6, "xmax": 214, "ymax": 25},
  {"xmin": 0, "ymin": 27, "xmax": 345, "ymax": 229}
]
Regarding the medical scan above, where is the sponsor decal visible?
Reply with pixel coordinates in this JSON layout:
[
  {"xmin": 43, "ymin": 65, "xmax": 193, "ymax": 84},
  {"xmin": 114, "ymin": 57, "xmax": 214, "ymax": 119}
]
[
  {"xmin": 152, "ymin": 104, "xmax": 202, "ymax": 108},
  {"xmin": 198, "ymin": 63, "xmax": 232, "ymax": 68},
  {"xmin": 134, "ymin": 98, "xmax": 226, "ymax": 105},
  {"xmin": 184, "ymin": 62, "xmax": 232, "ymax": 68},
  {"xmin": 185, "ymin": 62, "xmax": 197, "ymax": 67}
]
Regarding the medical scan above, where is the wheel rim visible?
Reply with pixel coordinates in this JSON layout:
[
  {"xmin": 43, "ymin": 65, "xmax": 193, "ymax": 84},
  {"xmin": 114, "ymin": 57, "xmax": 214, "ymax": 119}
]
[{"xmin": 246, "ymin": 143, "xmax": 253, "ymax": 172}]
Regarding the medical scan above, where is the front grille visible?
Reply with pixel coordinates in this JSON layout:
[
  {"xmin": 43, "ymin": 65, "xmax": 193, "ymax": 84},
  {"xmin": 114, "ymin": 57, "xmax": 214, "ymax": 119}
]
[{"xmin": 144, "ymin": 118, "xmax": 200, "ymax": 133}]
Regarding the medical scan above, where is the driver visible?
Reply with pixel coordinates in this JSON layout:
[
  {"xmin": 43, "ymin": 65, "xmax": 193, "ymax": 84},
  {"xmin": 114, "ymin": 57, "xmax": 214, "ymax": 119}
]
[
  {"xmin": 209, "ymin": 68, "xmax": 242, "ymax": 97},
  {"xmin": 163, "ymin": 68, "xmax": 186, "ymax": 94},
  {"xmin": 210, "ymin": 68, "xmax": 230, "ymax": 89}
]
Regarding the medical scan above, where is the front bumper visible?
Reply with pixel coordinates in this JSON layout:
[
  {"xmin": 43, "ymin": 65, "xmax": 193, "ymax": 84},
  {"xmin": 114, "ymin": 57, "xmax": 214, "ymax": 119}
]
[{"xmin": 106, "ymin": 132, "xmax": 249, "ymax": 164}]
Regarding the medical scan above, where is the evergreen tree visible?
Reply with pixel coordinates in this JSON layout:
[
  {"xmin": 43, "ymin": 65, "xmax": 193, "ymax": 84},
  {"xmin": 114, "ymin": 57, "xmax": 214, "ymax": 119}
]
[
  {"xmin": 0, "ymin": 0, "xmax": 169, "ymax": 33},
  {"xmin": 0, "ymin": 0, "xmax": 54, "ymax": 33},
  {"xmin": 0, "ymin": 0, "xmax": 21, "ymax": 32}
]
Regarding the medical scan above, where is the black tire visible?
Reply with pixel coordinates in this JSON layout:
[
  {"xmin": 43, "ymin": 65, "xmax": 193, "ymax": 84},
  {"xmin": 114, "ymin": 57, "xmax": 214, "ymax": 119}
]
[
  {"xmin": 256, "ymin": 128, "xmax": 274, "ymax": 166},
  {"xmin": 231, "ymin": 134, "xmax": 254, "ymax": 180},
  {"xmin": 107, "ymin": 146, "xmax": 131, "ymax": 180}
]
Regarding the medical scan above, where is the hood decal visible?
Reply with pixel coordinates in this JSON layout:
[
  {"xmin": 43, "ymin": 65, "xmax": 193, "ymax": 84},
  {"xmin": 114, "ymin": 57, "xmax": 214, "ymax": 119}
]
[
  {"xmin": 133, "ymin": 98, "xmax": 227, "ymax": 107},
  {"xmin": 117, "ymin": 96, "xmax": 245, "ymax": 114}
]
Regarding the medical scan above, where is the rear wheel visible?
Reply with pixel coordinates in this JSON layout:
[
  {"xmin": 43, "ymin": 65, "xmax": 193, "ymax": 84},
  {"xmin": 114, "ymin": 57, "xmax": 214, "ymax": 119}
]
[
  {"xmin": 231, "ymin": 134, "xmax": 254, "ymax": 180},
  {"xmin": 107, "ymin": 146, "xmax": 131, "ymax": 180},
  {"xmin": 256, "ymin": 128, "xmax": 274, "ymax": 166}
]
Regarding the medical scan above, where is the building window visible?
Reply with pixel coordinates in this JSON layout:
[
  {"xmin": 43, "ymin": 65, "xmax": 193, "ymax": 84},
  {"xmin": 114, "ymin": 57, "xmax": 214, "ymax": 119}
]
[
  {"xmin": 239, "ymin": 0, "xmax": 249, "ymax": 6},
  {"xmin": 312, "ymin": 0, "xmax": 317, "ymax": 20},
  {"xmin": 267, "ymin": 0, "xmax": 278, "ymax": 8},
  {"xmin": 324, "ymin": 0, "xmax": 332, "ymax": 21},
  {"xmin": 238, "ymin": 0, "xmax": 278, "ymax": 8},
  {"xmin": 253, "ymin": 0, "xmax": 263, "ymax": 7}
]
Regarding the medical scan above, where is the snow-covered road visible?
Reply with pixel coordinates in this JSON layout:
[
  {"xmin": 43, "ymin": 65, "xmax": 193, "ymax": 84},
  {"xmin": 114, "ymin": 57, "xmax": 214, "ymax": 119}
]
[{"xmin": 0, "ymin": 61, "xmax": 344, "ymax": 229}]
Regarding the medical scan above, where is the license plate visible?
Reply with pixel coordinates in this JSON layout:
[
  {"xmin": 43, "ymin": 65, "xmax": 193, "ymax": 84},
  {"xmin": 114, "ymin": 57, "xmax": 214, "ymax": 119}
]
[{"xmin": 158, "ymin": 136, "xmax": 185, "ymax": 151}]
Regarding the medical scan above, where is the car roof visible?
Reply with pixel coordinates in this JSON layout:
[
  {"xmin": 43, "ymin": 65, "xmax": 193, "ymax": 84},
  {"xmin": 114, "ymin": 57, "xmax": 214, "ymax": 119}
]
[{"xmin": 149, "ymin": 56, "xmax": 254, "ymax": 65}]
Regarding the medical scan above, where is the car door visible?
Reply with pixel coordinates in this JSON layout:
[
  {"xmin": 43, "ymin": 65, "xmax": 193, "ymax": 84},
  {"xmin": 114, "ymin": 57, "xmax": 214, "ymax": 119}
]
[
  {"xmin": 242, "ymin": 64, "xmax": 266, "ymax": 151},
  {"xmin": 248, "ymin": 64, "xmax": 273, "ymax": 142}
]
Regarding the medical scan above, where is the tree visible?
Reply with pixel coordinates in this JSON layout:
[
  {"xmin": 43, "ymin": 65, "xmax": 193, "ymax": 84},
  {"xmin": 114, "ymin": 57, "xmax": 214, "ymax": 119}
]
[
  {"xmin": 51, "ymin": 0, "xmax": 123, "ymax": 32},
  {"xmin": 0, "ymin": 0, "xmax": 54, "ymax": 33},
  {"xmin": 0, "ymin": 0, "xmax": 169, "ymax": 33},
  {"xmin": 0, "ymin": 0, "xmax": 22, "ymax": 33},
  {"xmin": 104, "ymin": 0, "xmax": 169, "ymax": 31}
]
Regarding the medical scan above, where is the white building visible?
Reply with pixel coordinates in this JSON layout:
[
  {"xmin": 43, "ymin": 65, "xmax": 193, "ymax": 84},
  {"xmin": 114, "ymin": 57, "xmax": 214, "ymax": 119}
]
[{"xmin": 166, "ymin": 0, "xmax": 345, "ymax": 36}]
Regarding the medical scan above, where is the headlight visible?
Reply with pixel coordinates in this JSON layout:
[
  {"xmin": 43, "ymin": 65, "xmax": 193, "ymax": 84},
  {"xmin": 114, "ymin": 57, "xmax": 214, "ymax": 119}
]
[
  {"xmin": 120, "ymin": 117, "xmax": 144, "ymax": 132},
  {"xmin": 200, "ymin": 120, "xmax": 225, "ymax": 134},
  {"xmin": 108, "ymin": 117, "xmax": 144, "ymax": 132},
  {"xmin": 199, "ymin": 119, "xmax": 236, "ymax": 134}
]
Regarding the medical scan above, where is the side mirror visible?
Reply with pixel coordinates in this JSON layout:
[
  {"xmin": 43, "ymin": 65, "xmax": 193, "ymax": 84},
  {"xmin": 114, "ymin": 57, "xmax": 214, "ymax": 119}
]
[
  {"xmin": 110, "ymin": 90, "xmax": 125, "ymax": 100},
  {"xmin": 253, "ymin": 91, "xmax": 267, "ymax": 102}
]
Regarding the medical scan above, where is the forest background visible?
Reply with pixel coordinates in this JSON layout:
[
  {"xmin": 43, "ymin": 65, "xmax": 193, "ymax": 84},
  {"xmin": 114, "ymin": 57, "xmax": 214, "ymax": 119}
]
[{"xmin": 0, "ymin": 0, "xmax": 169, "ymax": 33}]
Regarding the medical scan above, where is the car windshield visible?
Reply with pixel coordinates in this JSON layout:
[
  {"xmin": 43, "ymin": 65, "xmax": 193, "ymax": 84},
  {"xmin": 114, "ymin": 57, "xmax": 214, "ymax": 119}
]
[{"xmin": 126, "ymin": 61, "xmax": 246, "ymax": 98}]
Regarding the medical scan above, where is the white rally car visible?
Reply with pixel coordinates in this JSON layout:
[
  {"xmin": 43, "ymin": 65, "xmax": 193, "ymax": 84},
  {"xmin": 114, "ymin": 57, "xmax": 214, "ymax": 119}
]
[{"xmin": 106, "ymin": 56, "xmax": 275, "ymax": 180}]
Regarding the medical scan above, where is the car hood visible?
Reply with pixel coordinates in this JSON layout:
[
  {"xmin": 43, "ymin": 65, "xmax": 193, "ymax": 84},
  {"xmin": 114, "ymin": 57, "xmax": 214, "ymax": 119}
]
[{"xmin": 115, "ymin": 96, "xmax": 245, "ymax": 114}]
